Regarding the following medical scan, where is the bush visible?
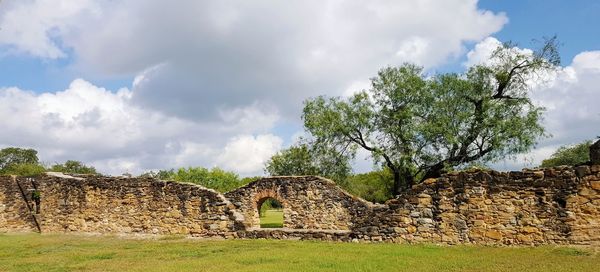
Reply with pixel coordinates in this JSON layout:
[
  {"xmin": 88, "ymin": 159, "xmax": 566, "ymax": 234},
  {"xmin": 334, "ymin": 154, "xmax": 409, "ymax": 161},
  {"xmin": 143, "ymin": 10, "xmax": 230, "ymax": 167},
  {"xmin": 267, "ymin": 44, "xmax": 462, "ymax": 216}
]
[
  {"xmin": 1, "ymin": 163, "xmax": 46, "ymax": 176},
  {"xmin": 50, "ymin": 160, "xmax": 98, "ymax": 175},
  {"xmin": 341, "ymin": 169, "xmax": 394, "ymax": 203},
  {"xmin": 541, "ymin": 141, "xmax": 592, "ymax": 167},
  {"xmin": 142, "ymin": 167, "xmax": 256, "ymax": 193}
]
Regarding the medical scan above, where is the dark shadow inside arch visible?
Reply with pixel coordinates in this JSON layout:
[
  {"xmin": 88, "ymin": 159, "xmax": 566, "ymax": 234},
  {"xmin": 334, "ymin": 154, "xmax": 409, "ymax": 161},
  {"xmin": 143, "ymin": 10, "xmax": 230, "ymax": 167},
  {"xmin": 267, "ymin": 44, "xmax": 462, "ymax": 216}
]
[{"xmin": 258, "ymin": 197, "xmax": 283, "ymax": 228}]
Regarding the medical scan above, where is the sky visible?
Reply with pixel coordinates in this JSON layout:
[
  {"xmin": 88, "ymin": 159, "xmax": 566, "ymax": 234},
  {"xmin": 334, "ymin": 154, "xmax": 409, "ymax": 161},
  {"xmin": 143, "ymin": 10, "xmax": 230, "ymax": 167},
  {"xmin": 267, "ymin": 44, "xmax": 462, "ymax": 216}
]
[{"xmin": 0, "ymin": 0, "xmax": 598, "ymax": 176}]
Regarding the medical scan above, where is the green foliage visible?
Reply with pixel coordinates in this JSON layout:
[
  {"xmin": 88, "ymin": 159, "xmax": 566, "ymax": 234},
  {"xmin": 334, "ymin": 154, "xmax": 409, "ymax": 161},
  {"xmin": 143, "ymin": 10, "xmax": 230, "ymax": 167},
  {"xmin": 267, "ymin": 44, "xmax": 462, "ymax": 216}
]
[
  {"xmin": 0, "ymin": 147, "xmax": 40, "ymax": 174},
  {"xmin": 540, "ymin": 141, "xmax": 592, "ymax": 167},
  {"xmin": 259, "ymin": 198, "xmax": 282, "ymax": 217},
  {"xmin": 2, "ymin": 234, "xmax": 599, "ymax": 271},
  {"xmin": 240, "ymin": 176, "xmax": 262, "ymax": 185},
  {"xmin": 50, "ymin": 160, "xmax": 98, "ymax": 175},
  {"xmin": 0, "ymin": 147, "xmax": 46, "ymax": 176},
  {"xmin": 1, "ymin": 163, "xmax": 46, "ymax": 176},
  {"xmin": 342, "ymin": 169, "xmax": 394, "ymax": 203},
  {"xmin": 302, "ymin": 38, "xmax": 559, "ymax": 193},
  {"xmin": 142, "ymin": 167, "xmax": 253, "ymax": 193},
  {"xmin": 265, "ymin": 143, "xmax": 351, "ymax": 185},
  {"xmin": 259, "ymin": 209, "xmax": 284, "ymax": 228}
]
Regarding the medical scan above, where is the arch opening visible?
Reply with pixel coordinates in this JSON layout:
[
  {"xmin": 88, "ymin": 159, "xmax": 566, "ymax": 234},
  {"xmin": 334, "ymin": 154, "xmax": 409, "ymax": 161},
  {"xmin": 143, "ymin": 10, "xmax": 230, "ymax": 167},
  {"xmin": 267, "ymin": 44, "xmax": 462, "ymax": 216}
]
[{"xmin": 258, "ymin": 197, "xmax": 283, "ymax": 228}]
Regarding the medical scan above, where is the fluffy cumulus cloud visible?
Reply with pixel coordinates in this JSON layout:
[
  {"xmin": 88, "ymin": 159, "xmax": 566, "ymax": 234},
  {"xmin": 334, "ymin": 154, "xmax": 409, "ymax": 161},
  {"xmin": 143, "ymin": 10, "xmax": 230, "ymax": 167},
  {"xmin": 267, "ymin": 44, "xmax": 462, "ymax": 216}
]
[
  {"xmin": 0, "ymin": 0, "xmax": 511, "ymax": 175},
  {"xmin": 464, "ymin": 37, "xmax": 600, "ymax": 168},
  {"xmin": 1, "ymin": 0, "xmax": 507, "ymax": 120},
  {"xmin": 0, "ymin": 80, "xmax": 282, "ymax": 175}
]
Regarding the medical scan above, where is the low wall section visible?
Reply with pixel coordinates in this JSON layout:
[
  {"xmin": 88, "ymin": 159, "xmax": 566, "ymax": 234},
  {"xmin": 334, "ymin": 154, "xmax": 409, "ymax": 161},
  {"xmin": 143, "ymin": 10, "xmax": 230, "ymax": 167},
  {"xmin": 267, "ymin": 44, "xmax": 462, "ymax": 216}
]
[
  {"xmin": 0, "ymin": 175, "xmax": 243, "ymax": 237},
  {"xmin": 1, "ymin": 164, "xmax": 599, "ymax": 245}
]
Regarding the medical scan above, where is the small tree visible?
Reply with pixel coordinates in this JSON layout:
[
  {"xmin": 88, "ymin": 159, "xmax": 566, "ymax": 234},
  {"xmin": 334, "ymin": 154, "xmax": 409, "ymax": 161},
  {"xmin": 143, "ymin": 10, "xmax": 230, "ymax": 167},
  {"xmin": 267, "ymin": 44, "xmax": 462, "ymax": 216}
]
[
  {"xmin": 0, "ymin": 147, "xmax": 40, "ymax": 173},
  {"xmin": 50, "ymin": 160, "xmax": 98, "ymax": 175},
  {"xmin": 344, "ymin": 169, "xmax": 394, "ymax": 203},
  {"xmin": 0, "ymin": 147, "xmax": 45, "ymax": 176},
  {"xmin": 2, "ymin": 163, "xmax": 46, "ymax": 176},
  {"xmin": 265, "ymin": 143, "xmax": 351, "ymax": 184},
  {"xmin": 148, "ymin": 167, "xmax": 247, "ymax": 192},
  {"xmin": 540, "ymin": 141, "xmax": 592, "ymax": 167},
  {"xmin": 303, "ymin": 38, "xmax": 559, "ymax": 194}
]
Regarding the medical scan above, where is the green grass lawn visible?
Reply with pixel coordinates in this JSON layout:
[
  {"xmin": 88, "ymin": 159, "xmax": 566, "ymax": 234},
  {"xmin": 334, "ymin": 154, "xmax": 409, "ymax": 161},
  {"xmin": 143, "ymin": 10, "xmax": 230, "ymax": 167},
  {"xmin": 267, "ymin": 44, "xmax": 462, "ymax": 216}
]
[
  {"xmin": 0, "ymin": 234, "xmax": 598, "ymax": 272},
  {"xmin": 260, "ymin": 209, "xmax": 283, "ymax": 228}
]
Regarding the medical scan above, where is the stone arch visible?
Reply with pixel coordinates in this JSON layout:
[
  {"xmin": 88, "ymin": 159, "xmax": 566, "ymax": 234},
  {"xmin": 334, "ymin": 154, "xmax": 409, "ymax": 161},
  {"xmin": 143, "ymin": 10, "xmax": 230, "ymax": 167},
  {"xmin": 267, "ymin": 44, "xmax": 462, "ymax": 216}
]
[
  {"xmin": 256, "ymin": 197, "xmax": 284, "ymax": 228},
  {"xmin": 251, "ymin": 189, "xmax": 287, "ymax": 228},
  {"xmin": 225, "ymin": 176, "xmax": 374, "ymax": 230}
]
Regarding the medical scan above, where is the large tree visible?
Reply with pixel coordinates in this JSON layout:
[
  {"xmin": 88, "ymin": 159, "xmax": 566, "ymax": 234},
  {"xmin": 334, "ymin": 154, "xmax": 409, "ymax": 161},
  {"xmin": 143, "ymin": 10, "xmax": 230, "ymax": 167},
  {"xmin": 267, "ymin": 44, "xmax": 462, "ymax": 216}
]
[{"xmin": 303, "ymin": 38, "xmax": 559, "ymax": 194}]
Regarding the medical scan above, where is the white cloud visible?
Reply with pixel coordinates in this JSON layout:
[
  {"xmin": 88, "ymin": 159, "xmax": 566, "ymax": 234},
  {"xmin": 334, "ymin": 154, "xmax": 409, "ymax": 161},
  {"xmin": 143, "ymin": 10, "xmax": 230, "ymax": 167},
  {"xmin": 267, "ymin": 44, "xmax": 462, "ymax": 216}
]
[
  {"xmin": 463, "ymin": 36, "xmax": 535, "ymax": 68},
  {"xmin": 532, "ymin": 51, "xmax": 600, "ymax": 146},
  {"xmin": 463, "ymin": 41, "xmax": 600, "ymax": 169},
  {"xmin": 0, "ymin": 0, "xmax": 100, "ymax": 58},
  {"xmin": 216, "ymin": 134, "xmax": 283, "ymax": 175},
  {"xmin": 572, "ymin": 51, "xmax": 600, "ymax": 72},
  {"xmin": 0, "ymin": 0, "xmax": 508, "ymax": 122},
  {"xmin": 0, "ymin": 79, "xmax": 282, "ymax": 176},
  {"xmin": 463, "ymin": 36, "xmax": 503, "ymax": 67}
]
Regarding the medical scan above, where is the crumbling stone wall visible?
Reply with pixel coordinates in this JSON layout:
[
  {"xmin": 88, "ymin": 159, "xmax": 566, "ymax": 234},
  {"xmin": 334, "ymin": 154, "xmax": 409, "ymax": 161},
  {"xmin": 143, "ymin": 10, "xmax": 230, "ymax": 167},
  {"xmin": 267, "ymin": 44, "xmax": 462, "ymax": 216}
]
[
  {"xmin": 227, "ymin": 166, "xmax": 600, "ymax": 245},
  {"xmin": 225, "ymin": 176, "xmax": 378, "ymax": 230},
  {"xmin": 0, "ymin": 174, "xmax": 244, "ymax": 237},
  {"xmin": 1, "ymin": 164, "xmax": 599, "ymax": 246},
  {"xmin": 0, "ymin": 176, "xmax": 38, "ymax": 233},
  {"xmin": 348, "ymin": 165, "xmax": 600, "ymax": 245}
]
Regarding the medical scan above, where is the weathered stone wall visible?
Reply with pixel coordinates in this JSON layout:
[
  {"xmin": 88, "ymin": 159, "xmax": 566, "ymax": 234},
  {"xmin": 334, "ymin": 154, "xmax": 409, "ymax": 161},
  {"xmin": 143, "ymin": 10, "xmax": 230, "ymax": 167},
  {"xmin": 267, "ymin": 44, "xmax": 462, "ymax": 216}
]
[
  {"xmin": 225, "ymin": 176, "xmax": 378, "ymax": 230},
  {"xmin": 1, "ymin": 164, "xmax": 600, "ymax": 246},
  {"xmin": 0, "ymin": 174, "xmax": 244, "ymax": 237},
  {"xmin": 349, "ymin": 165, "xmax": 600, "ymax": 245},
  {"xmin": 0, "ymin": 176, "xmax": 38, "ymax": 233}
]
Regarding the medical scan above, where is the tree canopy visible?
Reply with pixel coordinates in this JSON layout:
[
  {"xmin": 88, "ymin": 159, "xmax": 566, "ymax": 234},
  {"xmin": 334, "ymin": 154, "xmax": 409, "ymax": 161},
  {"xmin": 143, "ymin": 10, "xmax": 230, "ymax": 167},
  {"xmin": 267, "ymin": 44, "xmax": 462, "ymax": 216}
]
[
  {"xmin": 540, "ymin": 140, "xmax": 592, "ymax": 167},
  {"xmin": 141, "ymin": 167, "xmax": 254, "ymax": 193},
  {"xmin": 0, "ymin": 147, "xmax": 45, "ymax": 176},
  {"xmin": 0, "ymin": 147, "xmax": 39, "ymax": 171},
  {"xmin": 303, "ymin": 38, "xmax": 560, "ymax": 194},
  {"xmin": 49, "ymin": 160, "xmax": 98, "ymax": 175},
  {"xmin": 264, "ymin": 143, "xmax": 351, "ymax": 184}
]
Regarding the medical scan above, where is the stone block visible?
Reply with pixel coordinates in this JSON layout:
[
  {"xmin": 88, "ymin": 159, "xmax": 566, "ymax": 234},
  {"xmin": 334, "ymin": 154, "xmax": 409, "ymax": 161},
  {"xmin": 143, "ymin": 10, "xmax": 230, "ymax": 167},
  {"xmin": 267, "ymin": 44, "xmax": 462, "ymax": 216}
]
[
  {"xmin": 417, "ymin": 218, "xmax": 433, "ymax": 225},
  {"xmin": 520, "ymin": 226, "xmax": 539, "ymax": 234},
  {"xmin": 575, "ymin": 166, "xmax": 591, "ymax": 178},
  {"xmin": 517, "ymin": 234, "xmax": 534, "ymax": 243},
  {"xmin": 485, "ymin": 230, "xmax": 503, "ymax": 240}
]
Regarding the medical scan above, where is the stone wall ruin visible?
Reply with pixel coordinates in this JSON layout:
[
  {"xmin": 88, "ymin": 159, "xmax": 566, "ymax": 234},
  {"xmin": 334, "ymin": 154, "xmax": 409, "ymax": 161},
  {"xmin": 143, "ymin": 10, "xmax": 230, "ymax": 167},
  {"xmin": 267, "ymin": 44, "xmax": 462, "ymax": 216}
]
[{"xmin": 1, "ymin": 163, "xmax": 600, "ymax": 245}]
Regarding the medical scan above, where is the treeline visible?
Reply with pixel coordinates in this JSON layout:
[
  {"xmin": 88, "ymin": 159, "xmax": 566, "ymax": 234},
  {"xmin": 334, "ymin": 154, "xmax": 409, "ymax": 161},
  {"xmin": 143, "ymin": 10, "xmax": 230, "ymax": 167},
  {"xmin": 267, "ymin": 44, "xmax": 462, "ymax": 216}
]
[
  {"xmin": 0, "ymin": 147, "xmax": 97, "ymax": 176},
  {"xmin": 139, "ymin": 167, "xmax": 259, "ymax": 193},
  {"xmin": 2, "ymin": 136, "xmax": 593, "ymax": 203}
]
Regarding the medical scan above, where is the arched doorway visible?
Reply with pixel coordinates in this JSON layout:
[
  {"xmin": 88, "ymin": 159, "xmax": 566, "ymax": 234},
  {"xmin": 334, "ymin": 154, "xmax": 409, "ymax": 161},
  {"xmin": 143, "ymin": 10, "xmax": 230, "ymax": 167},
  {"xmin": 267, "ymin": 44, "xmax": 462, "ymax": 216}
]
[{"xmin": 258, "ymin": 197, "xmax": 283, "ymax": 228}]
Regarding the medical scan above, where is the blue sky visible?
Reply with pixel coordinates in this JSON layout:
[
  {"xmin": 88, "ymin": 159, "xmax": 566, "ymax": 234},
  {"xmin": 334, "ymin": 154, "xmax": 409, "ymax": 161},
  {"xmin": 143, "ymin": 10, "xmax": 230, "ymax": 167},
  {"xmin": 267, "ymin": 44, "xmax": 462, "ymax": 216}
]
[
  {"xmin": 0, "ymin": 0, "xmax": 598, "ymax": 175},
  {"xmin": 480, "ymin": 0, "xmax": 600, "ymax": 63}
]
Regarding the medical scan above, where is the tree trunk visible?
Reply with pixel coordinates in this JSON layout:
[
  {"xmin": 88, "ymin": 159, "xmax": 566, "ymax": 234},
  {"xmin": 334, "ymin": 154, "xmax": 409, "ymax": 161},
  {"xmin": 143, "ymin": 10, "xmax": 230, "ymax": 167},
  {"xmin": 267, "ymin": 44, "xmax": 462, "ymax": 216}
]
[
  {"xmin": 421, "ymin": 162, "xmax": 445, "ymax": 182},
  {"xmin": 392, "ymin": 169, "xmax": 401, "ymax": 196},
  {"xmin": 391, "ymin": 168, "xmax": 415, "ymax": 195}
]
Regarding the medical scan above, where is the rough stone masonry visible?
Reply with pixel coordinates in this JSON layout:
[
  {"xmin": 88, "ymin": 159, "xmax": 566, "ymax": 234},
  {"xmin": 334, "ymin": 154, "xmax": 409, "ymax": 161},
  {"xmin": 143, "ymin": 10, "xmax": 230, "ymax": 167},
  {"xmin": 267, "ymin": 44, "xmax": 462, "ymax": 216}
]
[{"xmin": 1, "ymin": 142, "xmax": 600, "ymax": 245}]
